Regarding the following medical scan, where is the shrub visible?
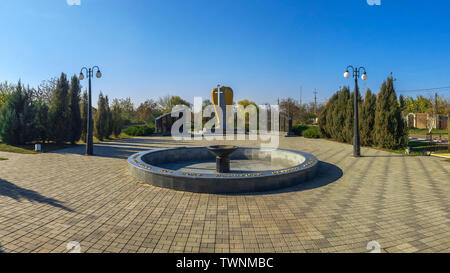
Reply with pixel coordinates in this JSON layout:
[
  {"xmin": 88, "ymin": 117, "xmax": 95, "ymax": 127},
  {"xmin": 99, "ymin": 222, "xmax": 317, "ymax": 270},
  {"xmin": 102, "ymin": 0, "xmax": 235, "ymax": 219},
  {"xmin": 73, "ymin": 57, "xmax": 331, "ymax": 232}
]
[
  {"xmin": 302, "ymin": 127, "xmax": 320, "ymax": 139},
  {"xmin": 123, "ymin": 125, "xmax": 155, "ymax": 136},
  {"xmin": 292, "ymin": 124, "xmax": 309, "ymax": 136}
]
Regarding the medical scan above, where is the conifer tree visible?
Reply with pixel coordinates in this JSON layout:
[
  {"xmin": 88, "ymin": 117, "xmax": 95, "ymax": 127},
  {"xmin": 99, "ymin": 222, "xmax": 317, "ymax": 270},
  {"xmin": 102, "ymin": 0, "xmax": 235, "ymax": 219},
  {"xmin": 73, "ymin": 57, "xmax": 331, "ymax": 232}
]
[
  {"xmin": 34, "ymin": 101, "xmax": 49, "ymax": 142},
  {"xmin": 111, "ymin": 99, "xmax": 122, "ymax": 138},
  {"xmin": 331, "ymin": 87, "xmax": 350, "ymax": 142},
  {"xmin": 0, "ymin": 82, "xmax": 36, "ymax": 145},
  {"xmin": 105, "ymin": 95, "xmax": 113, "ymax": 138},
  {"xmin": 68, "ymin": 75, "xmax": 82, "ymax": 144},
  {"xmin": 324, "ymin": 92, "xmax": 339, "ymax": 138},
  {"xmin": 318, "ymin": 103, "xmax": 330, "ymax": 138},
  {"xmin": 374, "ymin": 77, "xmax": 408, "ymax": 149},
  {"xmin": 94, "ymin": 92, "xmax": 108, "ymax": 141},
  {"xmin": 80, "ymin": 91, "xmax": 88, "ymax": 142},
  {"xmin": 360, "ymin": 89, "xmax": 376, "ymax": 146},
  {"xmin": 344, "ymin": 92, "xmax": 355, "ymax": 143},
  {"xmin": 399, "ymin": 94, "xmax": 406, "ymax": 114},
  {"xmin": 49, "ymin": 73, "xmax": 70, "ymax": 143}
]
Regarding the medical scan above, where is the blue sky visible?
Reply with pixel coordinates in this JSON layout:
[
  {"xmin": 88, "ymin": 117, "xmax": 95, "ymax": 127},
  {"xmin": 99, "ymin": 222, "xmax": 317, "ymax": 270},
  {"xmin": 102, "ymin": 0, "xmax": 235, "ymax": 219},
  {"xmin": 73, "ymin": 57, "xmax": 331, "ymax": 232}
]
[{"xmin": 0, "ymin": 0, "xmax": 449, "ymax": 105}]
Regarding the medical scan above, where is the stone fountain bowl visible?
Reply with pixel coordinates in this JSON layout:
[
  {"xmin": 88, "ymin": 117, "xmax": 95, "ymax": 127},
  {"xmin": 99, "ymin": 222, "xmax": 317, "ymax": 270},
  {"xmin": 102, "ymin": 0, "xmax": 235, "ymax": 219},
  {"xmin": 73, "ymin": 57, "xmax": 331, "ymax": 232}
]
[
  {"xmin": 128, "ymin": 146, "xmax": 318, "ymax": 194},
  {"xmin": 206, "ymin": 145, "xmax": 238, "ymax": 157}
]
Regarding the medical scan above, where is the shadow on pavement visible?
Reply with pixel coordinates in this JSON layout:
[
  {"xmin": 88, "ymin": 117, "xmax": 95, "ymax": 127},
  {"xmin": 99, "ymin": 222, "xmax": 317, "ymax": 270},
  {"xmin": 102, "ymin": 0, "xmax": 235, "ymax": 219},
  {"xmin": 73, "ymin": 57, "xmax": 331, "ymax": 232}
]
[
  {"xmin": 225, "ymin": 161, "xmax": 343, "ymax": 196},
  {"xmin": 361, "ymin": 154, "xmax": 406, "ymax": 158},
  {"xmin": 51, "ymin": 137, "xmax": 190, "ymax": 159},
  {"xmin": 0, "ymin": 179, "xmax": 74, "ymax": 212}
]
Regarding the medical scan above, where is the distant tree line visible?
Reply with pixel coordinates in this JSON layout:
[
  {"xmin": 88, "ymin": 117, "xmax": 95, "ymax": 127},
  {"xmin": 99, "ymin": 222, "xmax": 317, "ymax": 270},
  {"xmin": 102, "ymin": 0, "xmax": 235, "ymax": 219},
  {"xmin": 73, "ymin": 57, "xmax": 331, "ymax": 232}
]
[
  {"xmin": 279, "ymin": 98, "xmax": 324, "ymax": 125},
  {"xmin": 318, "ymin": 76, "xmax": 408, "ymax": 150},
  {"xmin": 0, "ymin": 73, "xmax": 85, "ymax": 145},
  {"xmin": 399, "ymin": 94, "xmax": 450, "ymax": 115},
  {"xmin": 0, "ymin": 73, "xmax": 195, "ymax": 146}
]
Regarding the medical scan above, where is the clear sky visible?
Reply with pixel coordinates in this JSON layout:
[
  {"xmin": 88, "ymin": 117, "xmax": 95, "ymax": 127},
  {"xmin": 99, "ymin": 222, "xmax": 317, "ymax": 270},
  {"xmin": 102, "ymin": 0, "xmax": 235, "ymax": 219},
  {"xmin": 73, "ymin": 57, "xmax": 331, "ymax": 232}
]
[{"xmin": 0, "ymin": 0, "xmax": 449, "ymax": 106}]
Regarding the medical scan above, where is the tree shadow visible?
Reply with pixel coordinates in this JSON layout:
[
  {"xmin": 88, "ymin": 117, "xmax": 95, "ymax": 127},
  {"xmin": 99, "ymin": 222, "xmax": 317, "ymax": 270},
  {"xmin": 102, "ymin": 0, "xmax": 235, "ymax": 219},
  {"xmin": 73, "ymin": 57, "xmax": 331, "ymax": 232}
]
[
  {"xmin": 51, "ymin": 137, "xmax": 191, "ymax": 159},
  {"xmin": 0, "ymin": 179, "xmax": 74, "ymax": 212},
  {"xmin": 224, "ymin": 161, "xmax": 343, "ymax": 196},
  {"xmin": 361, "ymin": 154, "xmax": 406, "ymax": 158}
]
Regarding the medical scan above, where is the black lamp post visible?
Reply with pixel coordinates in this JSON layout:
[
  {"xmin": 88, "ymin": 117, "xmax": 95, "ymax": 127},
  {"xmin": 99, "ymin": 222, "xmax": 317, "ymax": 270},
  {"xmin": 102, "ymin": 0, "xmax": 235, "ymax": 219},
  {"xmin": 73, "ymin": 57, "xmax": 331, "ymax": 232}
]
[
  {"xmin": 344, "ymin": 65, "xmax": 367, "ymax": 157},
  {"xmin": 79, "ymin": 66, "xmax": 102, "ymax": 156}
]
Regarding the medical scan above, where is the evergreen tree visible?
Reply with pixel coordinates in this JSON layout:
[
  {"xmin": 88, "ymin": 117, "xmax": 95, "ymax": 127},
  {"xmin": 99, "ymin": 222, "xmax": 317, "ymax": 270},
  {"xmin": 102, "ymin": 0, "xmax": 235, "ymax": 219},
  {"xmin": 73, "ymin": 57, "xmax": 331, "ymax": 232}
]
[
  {"xmin": 34, "ymin": 101, "xmax": 49, "ymax": 142},
  {"xmin": 374, "ymin": 77, "xmax": 408, "ymax": 149},
  {"xmin": 344, "ymin": 92, "xmax": 354, "ymax": 143},
  {"xmin": 319, "ymin": 91, "xmax": 339, "ymax": 139},
  {"xmin": 48, "ymin": 73, "xmax": 70, "ymax": 144},
  {"xmin": 324, "ymin": 93, "xmax": 339, "ymax": 138},
  {"xmin": 111, "ymin": 99, "xmax": 123, "ymax": 138},
  {"xmin": 105, "ymin": 95, "xmax": 113, "ymax": 138},
  {"xmin": 0, "ymin": 82, "xmax": 36, "ymax": 145},
  {"xmin": 80, "ymin": 91, "xmax": 88, "ymax": 142},
  {"xmin": 318, "ymin": 103, "xmax": 329, "ymax": 138},
  {"xmin": 331, "ymin": 87, "xmax": 350, "ymax": 142},
  {"xmin": 94, "ymin": 92, "xmax": 108, "ymax": 141},
  {"xmin": 360, "ymin": 89, "xmax": 376, "ymax": 146},
  {"xmin": 68, "ymin": 75, "xmax": 82, "ymax": 144},
  {"xmin": 399, "ymin": 94, "xmax": 406, "ymax": 114}
]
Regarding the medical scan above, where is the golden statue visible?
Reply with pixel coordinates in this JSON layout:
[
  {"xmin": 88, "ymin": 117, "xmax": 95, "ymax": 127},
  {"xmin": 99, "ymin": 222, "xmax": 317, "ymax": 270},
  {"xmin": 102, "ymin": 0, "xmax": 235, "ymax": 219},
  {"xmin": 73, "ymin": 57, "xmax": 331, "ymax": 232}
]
[{"xmin": 211, "ymin": 86, "xmax": 234, "ymax": 125}]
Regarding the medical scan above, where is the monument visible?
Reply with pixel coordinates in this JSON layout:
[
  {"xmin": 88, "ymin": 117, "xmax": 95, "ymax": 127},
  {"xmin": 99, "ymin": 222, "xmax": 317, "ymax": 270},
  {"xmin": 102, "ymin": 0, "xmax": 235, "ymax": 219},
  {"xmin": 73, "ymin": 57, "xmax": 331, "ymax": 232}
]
[{"xmin": 211, "ymin": 85, "xmax": 233, "ymax": 134}]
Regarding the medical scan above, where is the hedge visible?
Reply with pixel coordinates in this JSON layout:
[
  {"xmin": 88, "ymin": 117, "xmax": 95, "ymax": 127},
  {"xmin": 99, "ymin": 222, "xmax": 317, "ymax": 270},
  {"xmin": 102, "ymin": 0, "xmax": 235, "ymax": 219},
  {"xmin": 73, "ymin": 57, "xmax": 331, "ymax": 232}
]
[
  {"xmin": 292, "ymin": 124, "xmax": 309, "ymax": 136},
  {"xmin": 302, "ymin": 127, "xmax": 320, "ymax": 139},
  {"xmin": 123, "ymin": 125, "xmax": 155, "ymax": 136}
]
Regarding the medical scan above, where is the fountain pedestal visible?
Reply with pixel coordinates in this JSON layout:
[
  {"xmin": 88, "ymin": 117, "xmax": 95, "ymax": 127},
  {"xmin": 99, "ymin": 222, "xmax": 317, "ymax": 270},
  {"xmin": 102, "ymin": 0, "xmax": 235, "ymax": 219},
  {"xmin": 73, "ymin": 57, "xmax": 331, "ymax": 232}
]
[{"xmin": 206, "ymin": 145, "xmax": 238, "ymax": 173}]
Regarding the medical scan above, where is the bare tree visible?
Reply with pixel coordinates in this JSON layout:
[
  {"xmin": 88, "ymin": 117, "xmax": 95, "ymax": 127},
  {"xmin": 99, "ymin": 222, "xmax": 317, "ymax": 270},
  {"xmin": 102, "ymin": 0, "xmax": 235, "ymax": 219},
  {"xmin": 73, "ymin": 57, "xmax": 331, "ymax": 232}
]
[{"xmin": 33, "ymin": 77, "xmax": 58, "ymax": 104}]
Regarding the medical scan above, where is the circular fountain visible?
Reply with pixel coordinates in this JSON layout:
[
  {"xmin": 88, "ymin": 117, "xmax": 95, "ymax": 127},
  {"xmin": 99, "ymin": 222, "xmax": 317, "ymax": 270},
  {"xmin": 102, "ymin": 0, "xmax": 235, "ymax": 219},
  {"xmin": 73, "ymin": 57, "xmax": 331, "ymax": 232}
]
[{"xmin": 128, "ymin": 146, "xmax": 318, "ymax": 193}]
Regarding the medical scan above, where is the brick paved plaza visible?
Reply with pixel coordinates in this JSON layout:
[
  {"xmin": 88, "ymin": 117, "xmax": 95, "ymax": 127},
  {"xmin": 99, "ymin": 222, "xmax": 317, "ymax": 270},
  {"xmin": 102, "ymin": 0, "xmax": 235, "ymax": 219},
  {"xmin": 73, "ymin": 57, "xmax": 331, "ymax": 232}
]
[{"xmin": 0, "ymin": 136, "xmax": 449, "ymax": 253}]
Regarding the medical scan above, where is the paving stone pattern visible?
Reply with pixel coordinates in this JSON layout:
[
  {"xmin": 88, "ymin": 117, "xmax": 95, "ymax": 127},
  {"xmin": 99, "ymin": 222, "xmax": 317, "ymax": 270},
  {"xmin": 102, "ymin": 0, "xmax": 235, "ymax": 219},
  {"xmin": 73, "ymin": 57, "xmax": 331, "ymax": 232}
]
[{"xmin": 0, "ymin": 136, "xmax": 449, "ymax": 253}]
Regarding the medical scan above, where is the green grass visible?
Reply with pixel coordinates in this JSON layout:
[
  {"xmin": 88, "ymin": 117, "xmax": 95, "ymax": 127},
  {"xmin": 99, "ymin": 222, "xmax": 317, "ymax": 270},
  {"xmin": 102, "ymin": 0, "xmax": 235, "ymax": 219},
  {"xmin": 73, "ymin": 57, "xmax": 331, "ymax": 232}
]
[
  {"xmin": 1, "ymin": 133, "xmax": 132, "ymax": 155},
  {"xmin": 100, "ymin": 132, "xmax": 132, "ymax": 142},
  {"xmin": 407, "ymin": 140, "xmax": 447, "ymax": 152},
  {"xmin": 386, "ymin": 140, "xmax": 449, "ymax": 156},
  {"xmin": 409, "ymin": 128, "xmax": 448, "ymax": 135},
  {"xmin": 0, "ymin": 143, "xmax": 38, "ymax": 154},
  {"xmin": 0, "ymin": 157, "xmax": 8, "ymax": 160},
  {"xmin": 433, "ymin": 149, "xmax": 450, "ymax": 154}
]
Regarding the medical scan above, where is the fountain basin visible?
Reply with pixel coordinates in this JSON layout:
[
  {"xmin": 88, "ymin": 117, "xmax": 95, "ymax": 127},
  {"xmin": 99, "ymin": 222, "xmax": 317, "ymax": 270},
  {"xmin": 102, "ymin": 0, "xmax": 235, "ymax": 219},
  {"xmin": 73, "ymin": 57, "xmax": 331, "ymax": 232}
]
[{"xmin": 128, "ymin": 146, "xmax": 318, "ymax": 193}]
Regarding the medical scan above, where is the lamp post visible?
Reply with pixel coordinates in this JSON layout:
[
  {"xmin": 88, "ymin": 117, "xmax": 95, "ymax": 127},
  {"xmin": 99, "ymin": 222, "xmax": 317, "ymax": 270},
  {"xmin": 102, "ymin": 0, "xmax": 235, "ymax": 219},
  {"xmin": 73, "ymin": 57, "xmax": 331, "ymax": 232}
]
[
  {"xmin": 344, "ymin": 65, "xmax": 367, "ymax": 157},
  {"xmin": 79, "ymin": 66, "xmax": 102, "ymax": 156}
]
